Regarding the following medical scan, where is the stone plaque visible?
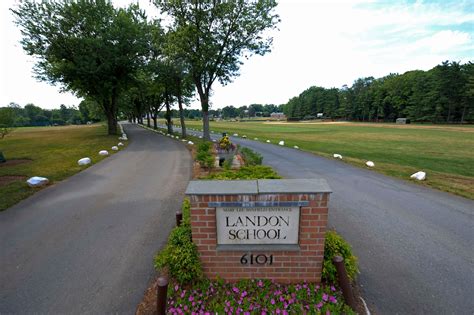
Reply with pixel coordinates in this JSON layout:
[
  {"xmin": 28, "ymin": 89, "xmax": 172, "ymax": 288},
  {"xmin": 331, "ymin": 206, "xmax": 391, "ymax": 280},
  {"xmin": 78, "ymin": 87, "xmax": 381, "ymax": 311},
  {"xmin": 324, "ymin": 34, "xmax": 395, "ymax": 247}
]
[{"xmin": 216, "ymin": 207, "xmax": 300, "ymax": 245}]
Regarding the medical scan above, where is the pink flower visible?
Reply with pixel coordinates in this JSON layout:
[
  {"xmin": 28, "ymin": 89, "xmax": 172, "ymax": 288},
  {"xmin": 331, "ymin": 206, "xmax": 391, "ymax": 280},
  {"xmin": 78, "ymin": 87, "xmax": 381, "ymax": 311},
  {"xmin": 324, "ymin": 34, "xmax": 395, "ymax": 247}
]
[
  {"xmin": 329, "ymin": 296, "xmax": 337, "ymax": 304},
  {"xmin": 241, "ymin": 291, "xmax": 248, "ymax": 298},
  {"xmin": 326, "ymin": 310, "xmax": 331, "ymax": 315},
  {"xmin": 258, "ymin": 280, "xmax": 264, "ymax": 288},
  {"xmin": 322, "ymin": 293, "xmax": 329, "ymax": 301},
  {"xmin": 189, "ymin": 296, "xmax": 194, "ymax": 302},
  {"xmin": 316, "ymin": 302, "xmax": 323, "ymax": 309},
  {"xmin": 174, "ymin": 284, "xmax": 179, "ymax": 291},
  {"xmin": 233, "ymin": 287, "xmax": 239, "ymax": 293},
  {"xmin": 330, "ymin": 285, "xmax": 336, "ymax": 292},
  {"xmin": 271, "ymin": 299, "xmax": 275, "ymax": 305}
]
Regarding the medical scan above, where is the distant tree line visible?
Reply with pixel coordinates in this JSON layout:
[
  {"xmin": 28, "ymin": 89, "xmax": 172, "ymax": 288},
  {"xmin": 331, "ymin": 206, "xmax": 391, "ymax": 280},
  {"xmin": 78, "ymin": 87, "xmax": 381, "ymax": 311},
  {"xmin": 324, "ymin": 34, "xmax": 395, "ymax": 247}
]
[
  {"xmin": 154, "ymin": 104, "xmax": 285, "ymax": 121},
  {"xmin": 0, "ymin": 102, "xmax": 101, "ymax": 127},
  {"xmin": 284, "ymin": 61, "xmax": 474, "ymax": 123}
]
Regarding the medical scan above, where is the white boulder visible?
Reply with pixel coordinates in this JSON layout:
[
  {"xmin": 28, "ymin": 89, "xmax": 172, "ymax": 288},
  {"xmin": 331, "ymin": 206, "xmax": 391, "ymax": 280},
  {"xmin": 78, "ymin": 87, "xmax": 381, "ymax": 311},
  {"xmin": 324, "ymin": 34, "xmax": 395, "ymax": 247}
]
[
  {"xmin": 99, "ymin": 150, "xmax": 109, "ymax": 156},
  {"xmin": 333, "ymin": 154, "xmax": 342, "ymax": 159},
  {"xmin": 294, "ymin": 145, "xmax": 299, "ymax": 149},
  {"xmin": 188, "ymin": 141, "xmax": 194, "ymax": 145},
  {"xmin": 111, "ymin": 146, "xmax": 119, "ymax": 151},
  {"xmin": 410, "ymin": 171, "xmax": 426, "ymax": 181},
  {"xmin": 77, "ymin": 157, "xmax": 91, "ymax": 166},
  {"xmin": 366, "ymin": 161, "xmax": 375, "ymax": 167},
  {"xmin": 279, "ymin": 140, "xmax": 285, "ymax": 146},
  {"xmin": 233, "ymin": 133, "xmax": 239, "ymax": 137},
  {"xmin": 254, "ymin": 138, "xmax": 259, "ymax": 141},
  {"xmin": 266, "ymin": 140, "xmax": 271, "ymax": 143},
  {"xmin": 26, "ymin": 176, "xmax": 49, "ymax": 187},
  {"xmin": 118, "ymin": 142, "xmax": 124, "ymax": 146},
  {"xmin": 242, "ymin": 135, "xmax": 247, "ymax": 138},
  {"xmin": 199, "ymin": 136, "xmax": 203, "ymax": 139}
]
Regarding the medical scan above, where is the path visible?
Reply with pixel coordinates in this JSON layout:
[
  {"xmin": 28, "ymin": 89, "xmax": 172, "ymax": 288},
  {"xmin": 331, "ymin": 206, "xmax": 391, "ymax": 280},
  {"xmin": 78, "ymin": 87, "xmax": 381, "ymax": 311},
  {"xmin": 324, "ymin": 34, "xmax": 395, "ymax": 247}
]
[
  {"xmin": 0, "ymin": 123, "xmax": 192, "ymax": 314},
  {"xmin": 182, "ymin": 127, "xmax": 474, "ymax": 314}
]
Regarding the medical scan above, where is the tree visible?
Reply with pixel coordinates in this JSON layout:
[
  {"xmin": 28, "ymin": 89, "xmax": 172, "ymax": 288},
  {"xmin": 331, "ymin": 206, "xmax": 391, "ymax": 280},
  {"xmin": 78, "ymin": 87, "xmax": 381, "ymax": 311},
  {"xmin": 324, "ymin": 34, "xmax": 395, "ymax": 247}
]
[
  {"xmin": 0, "ymin": 107, "xmax": 15, "ymax": 163},
  {"xmin": 156, "ymin": 0, "xmax": 280, "ymax": 140},
  {"xmin": 12, "ymin": 0, "xmax": 152, "ymax": 135}
]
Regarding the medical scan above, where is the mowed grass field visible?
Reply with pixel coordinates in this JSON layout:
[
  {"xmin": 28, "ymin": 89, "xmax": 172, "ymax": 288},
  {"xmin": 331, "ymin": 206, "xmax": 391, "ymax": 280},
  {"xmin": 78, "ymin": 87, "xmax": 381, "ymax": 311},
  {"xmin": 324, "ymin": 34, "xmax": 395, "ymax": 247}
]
[
  {"xmin": 182, "ymin": 120, "xmax": 474, "ymax": 199},
  {"xmin": 0, "ymin": 124, "xmax": 125, "ymax": 211}
]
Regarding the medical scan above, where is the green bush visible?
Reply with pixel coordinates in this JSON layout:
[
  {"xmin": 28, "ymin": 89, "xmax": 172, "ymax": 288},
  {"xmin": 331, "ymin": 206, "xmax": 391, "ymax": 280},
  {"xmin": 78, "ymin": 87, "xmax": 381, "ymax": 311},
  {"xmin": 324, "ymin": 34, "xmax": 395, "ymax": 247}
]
[
  {"xmin": 154, "ymin": 199, "xmax": 202, "ymax": 284},
  {"xmin": 203, "ymin": 165, "xmax": 281, "ymax": 180},
  {"xmin": 322, "ymin": 230, "xmax": 358, "ymax": 283},
  {"xmin": 196, "ymin": 142, "xmax": 214, "ymax": 169},
  {"xmin": 239, "ymin": 147, "xmax": 263, "ymax": 166},
  {"xmin": 181, "ymin": 197, "xmax": 191, "ymax": 225}
]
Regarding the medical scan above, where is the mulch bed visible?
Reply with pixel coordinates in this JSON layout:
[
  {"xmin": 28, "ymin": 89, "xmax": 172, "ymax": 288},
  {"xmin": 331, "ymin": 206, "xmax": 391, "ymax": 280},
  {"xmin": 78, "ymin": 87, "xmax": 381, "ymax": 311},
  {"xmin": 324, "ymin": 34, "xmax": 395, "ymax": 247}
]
[
  {"xmin": 0, "ymin": 175, "xmax": 27, "ymax": 187},
  {"xmin": 0, "ymin": 159, "xmax": 31, "ymax": 168},
  {"xmin": 136, "ymin": 275, "xmax": 160, "ymax": 315}
]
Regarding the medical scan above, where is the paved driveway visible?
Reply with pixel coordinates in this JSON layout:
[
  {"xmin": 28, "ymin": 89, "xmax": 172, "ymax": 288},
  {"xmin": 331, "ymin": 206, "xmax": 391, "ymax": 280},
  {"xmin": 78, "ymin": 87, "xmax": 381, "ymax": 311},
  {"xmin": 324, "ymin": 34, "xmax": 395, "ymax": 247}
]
[{"xmin": 0, "ymin": 123, "xmax": 192, "ymax": 314}]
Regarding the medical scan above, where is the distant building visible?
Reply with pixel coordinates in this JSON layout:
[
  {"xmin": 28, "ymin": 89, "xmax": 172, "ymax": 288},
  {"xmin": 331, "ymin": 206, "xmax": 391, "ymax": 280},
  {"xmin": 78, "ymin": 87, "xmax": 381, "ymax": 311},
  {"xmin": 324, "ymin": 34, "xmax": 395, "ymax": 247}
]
[
  {"xmin": 270, "ymin": 112, "xmax": 286, "ymax": 120},
  {"xmin": 396, "ymin": 118, "xmax": 410, "ymax": 124}
]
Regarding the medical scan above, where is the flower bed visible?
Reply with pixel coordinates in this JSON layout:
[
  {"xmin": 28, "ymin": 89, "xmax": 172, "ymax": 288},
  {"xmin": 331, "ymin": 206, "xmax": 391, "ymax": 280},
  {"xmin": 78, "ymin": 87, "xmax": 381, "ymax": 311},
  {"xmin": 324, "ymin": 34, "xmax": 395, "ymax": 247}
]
[{"xmin": 167, "ymin": 279, "xmax": 355, "ymax": 315}]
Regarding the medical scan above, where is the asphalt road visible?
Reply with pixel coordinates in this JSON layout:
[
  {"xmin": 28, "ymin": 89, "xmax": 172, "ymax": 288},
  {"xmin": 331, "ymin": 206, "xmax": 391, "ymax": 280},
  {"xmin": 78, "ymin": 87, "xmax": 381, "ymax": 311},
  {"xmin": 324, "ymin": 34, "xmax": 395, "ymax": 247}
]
[
  {"xmin": 0, "ymin": 123, "xmax": 192, "ymax": 314},
  {"xmin": 181, "ymin": 127, "xmax": 474, "ymax": 314}
]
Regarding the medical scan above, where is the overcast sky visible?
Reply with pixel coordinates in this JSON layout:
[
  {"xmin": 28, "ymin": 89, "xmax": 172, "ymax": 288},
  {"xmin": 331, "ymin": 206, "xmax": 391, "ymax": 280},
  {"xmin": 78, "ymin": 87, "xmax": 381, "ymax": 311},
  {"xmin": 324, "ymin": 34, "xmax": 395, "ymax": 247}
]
[{"xmin": 1, "ymin": 0, "xmax": 473, "ymax": 110}]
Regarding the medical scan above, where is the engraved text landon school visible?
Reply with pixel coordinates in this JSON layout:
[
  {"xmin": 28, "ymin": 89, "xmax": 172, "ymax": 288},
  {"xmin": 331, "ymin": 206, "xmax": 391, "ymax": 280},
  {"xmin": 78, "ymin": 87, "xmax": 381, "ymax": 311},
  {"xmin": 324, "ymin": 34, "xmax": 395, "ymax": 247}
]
[{"xmin": 217, "ymin": 207, "xmax": 300, "ymax": 244}]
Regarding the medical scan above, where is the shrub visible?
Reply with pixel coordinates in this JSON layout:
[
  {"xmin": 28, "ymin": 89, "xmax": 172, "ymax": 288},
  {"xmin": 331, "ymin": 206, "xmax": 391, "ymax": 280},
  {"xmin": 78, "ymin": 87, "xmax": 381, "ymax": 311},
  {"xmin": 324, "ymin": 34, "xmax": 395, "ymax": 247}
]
[
  {"xmin": 154, "ymin": 199, "xmax": 202, "ymax": 284},
  {"xmin": 239, "ymin": 147, "xmax": 263, "ymax": 166},
  {"xmin": 322, "ymin": 230, "xmax": 358, "ymax": 283},
  {"xmin": 203, "ymin": 165, "xmax": 281, "ymax": 180},
  {"xmin": 196, "ymin": 142, "xmax": 214, "ymax": 169}
]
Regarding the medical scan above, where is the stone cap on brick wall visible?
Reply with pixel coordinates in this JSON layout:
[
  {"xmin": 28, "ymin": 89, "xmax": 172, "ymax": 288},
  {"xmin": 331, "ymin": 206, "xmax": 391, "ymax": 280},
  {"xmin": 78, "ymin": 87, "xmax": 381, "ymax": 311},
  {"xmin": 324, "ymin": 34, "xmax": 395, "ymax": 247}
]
[{"xmin": 185, "ymin": 179, "xmax": 332, "ymax": 195}]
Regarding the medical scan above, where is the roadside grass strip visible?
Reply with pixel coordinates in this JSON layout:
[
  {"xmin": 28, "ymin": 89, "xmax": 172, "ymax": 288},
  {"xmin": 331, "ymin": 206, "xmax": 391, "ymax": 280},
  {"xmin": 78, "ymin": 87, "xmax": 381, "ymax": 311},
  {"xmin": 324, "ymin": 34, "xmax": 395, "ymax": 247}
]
[
  {"xmin": 180, "ymin": 120, "xmax": 474, "ymax": 199},
  {"xmin": 0, "ymin": 124, "xmax": 126, "ymax": 211}
]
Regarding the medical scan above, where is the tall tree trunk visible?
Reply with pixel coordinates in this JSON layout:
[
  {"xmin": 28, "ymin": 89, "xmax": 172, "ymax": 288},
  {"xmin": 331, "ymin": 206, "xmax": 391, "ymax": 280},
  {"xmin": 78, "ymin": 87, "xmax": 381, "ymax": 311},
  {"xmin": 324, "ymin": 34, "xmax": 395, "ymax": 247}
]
[
  {"xmin": 105, "ymin": 90, "xmax": 118, "ymax": 135},
  {"xmin": 153, "ymin": 114, "xmax": 157, "ymax": 130},
  {"xmin": 202, "ymin": 110, "xmax": 210, "ymax": 140},
  {"xmin": 178, "ymin": 91, "xmax": 187, "ymax": 138},
  {"xmin": 460, "ymin": 102, "xmax": 468, "ymax": 124},
  {"xmin": 146, "ymin": 112, "xmax": 151, "ymax": 127},
  {"xmin": 199, "ymin": 93, "xmax": 211, "ymax": 140},
  {"xmin": 165, "ymin": 92, "xmax": 173, "ymax": 134}
]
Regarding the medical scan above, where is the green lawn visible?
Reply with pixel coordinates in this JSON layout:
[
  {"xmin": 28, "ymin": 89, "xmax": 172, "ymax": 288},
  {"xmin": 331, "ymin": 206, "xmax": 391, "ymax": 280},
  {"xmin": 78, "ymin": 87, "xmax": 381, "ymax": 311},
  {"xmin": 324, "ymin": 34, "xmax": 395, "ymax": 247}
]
[
  {"xmin": 182, "ymin": 120, "xmax": 474, "ymax": 199},
  {"xmin": 0, "ymin": 124, "xmax": 126, "ymax": 211}
]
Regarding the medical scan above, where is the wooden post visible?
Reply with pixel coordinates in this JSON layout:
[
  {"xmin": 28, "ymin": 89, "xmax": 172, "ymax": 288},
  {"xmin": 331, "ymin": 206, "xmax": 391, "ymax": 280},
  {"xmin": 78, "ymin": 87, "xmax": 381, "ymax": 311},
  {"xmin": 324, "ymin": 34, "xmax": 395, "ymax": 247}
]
[
  {"xmin": 333, "ymin": 255, "xmax": 357, "ymax": 310},
  {"xmin": 156, "ymin": 276, "xmax": 168, "ymax": 315}
]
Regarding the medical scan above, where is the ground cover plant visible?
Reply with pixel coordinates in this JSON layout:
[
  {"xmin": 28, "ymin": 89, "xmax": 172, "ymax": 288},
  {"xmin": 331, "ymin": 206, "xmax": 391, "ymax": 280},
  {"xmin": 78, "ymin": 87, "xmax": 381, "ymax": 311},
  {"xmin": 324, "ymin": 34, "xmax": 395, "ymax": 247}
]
[
  {"xmin": 0, "ymin": 124, "xmax": 124, "ymax": 211},
  {"xmin": 167, "ymin": 278, "xmax": 355, "ymax": 315},
  {"xmin": 182, "ymin": 120, "xmax": 474, "ymax": 199}
]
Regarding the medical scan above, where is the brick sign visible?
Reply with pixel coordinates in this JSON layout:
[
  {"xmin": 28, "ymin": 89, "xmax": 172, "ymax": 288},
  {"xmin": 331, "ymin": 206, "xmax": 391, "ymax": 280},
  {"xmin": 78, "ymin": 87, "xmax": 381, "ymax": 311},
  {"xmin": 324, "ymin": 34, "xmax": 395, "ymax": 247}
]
[{"xmin": 185, "ymin": 179, "xmax": 331, "ymax": 283}]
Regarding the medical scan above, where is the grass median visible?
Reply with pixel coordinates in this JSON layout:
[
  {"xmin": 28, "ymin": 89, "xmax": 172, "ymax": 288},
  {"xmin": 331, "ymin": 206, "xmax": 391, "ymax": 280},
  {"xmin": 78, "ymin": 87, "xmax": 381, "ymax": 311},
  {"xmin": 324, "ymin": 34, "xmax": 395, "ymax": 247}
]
[
  {"xmin": 0, "ymin": 124, "xmax": 125, "ymax": 211},
  {"xmin": 180, "ymin": 120, "xmax": 474, "ymax": 199}
]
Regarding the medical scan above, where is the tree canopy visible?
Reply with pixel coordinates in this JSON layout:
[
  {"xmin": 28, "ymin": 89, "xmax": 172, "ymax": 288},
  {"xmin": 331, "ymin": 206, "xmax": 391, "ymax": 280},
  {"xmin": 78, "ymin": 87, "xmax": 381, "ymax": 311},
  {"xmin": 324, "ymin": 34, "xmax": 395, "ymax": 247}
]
[
  {"xmin": 12, "ymin": 0, "xmax": 153, "ymax": 134},
  {"xmin": 156, "ymin": 0, "xmax": 280, "ymax": 139}
]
